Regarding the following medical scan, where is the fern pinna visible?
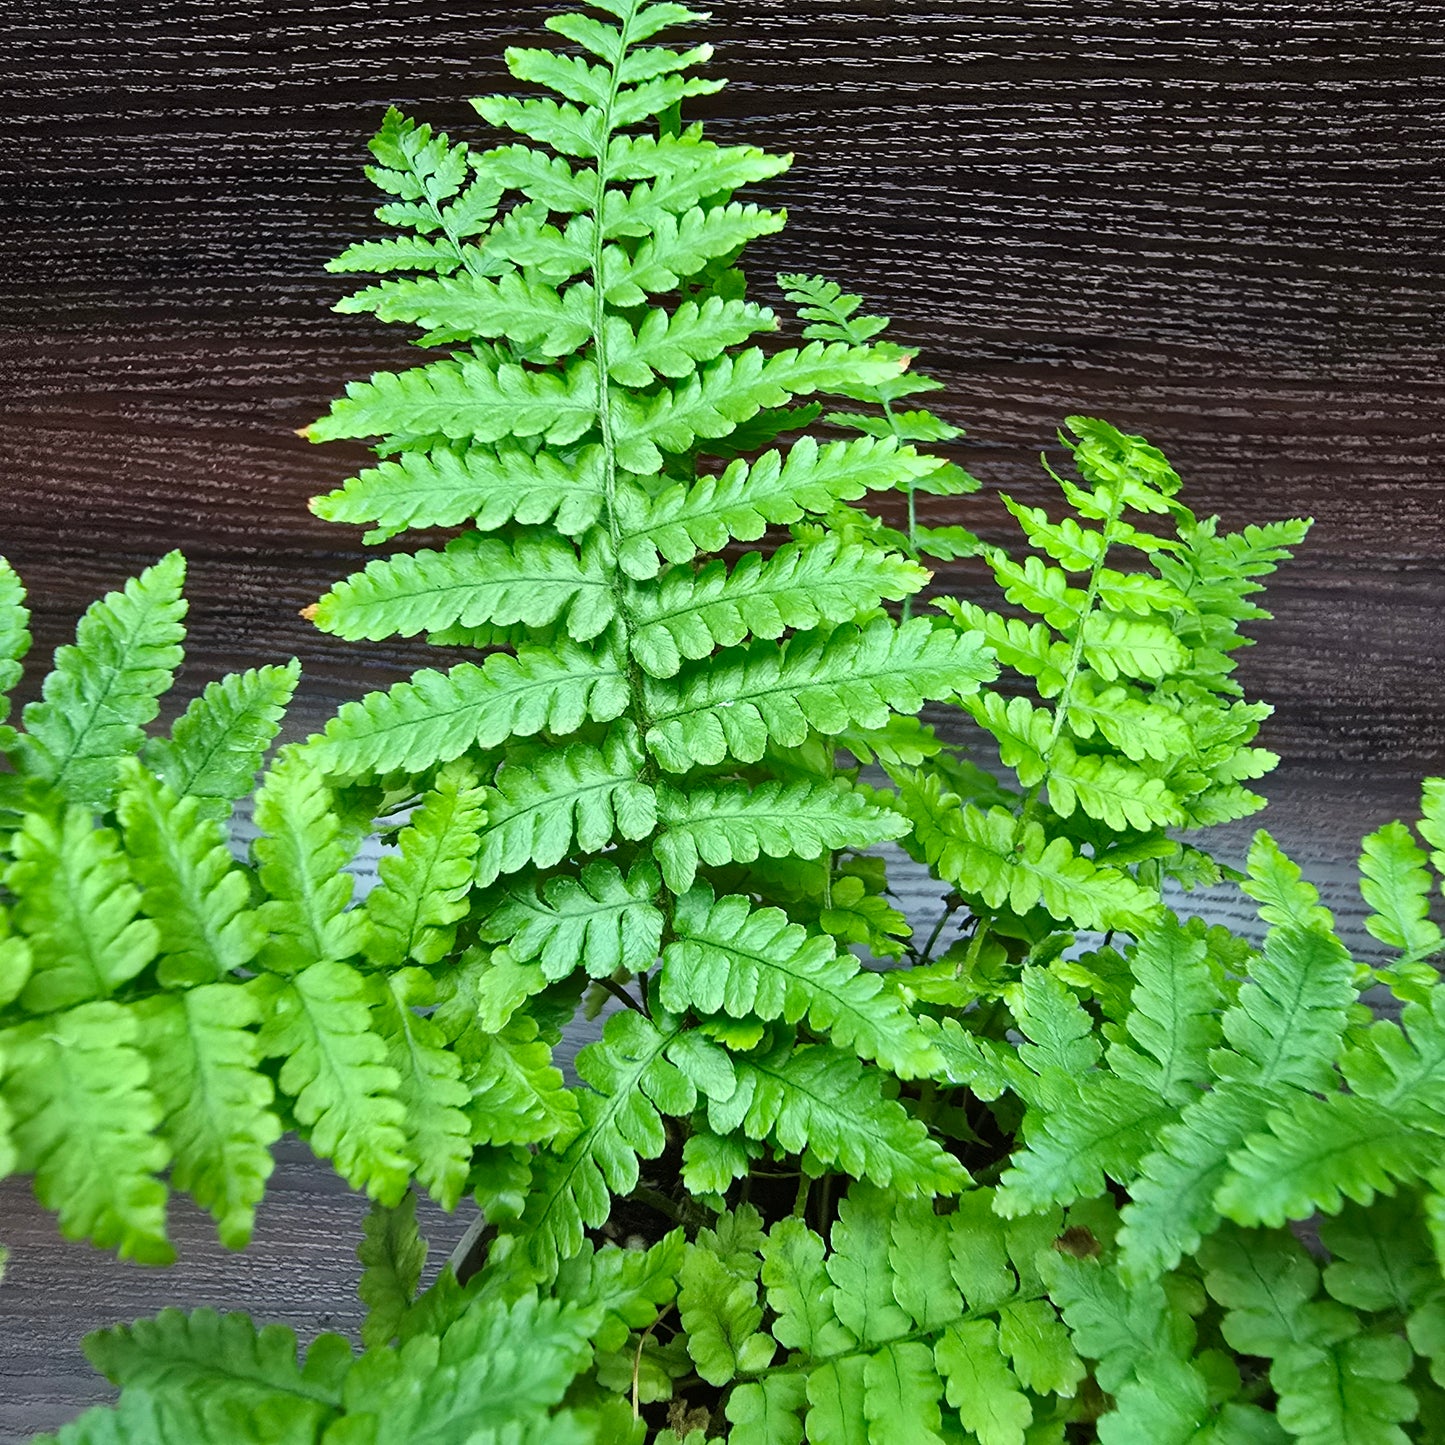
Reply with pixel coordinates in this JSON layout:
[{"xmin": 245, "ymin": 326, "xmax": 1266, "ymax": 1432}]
[{"xmin": 300, "ymin": 0, "xmax": 992, "ymax": 1278}]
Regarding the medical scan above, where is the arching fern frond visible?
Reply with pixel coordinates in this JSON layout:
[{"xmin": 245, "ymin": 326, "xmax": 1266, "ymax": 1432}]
[
  {"xmin": 132, "ymin": 985, "xmax": 280, "ymax": 1251},
  {"xmin": 7, "ymin": 804, "xmax": 158, "ymax": 1012},
  {"xmin": 363, "ymin": 760, "xmax": 486, "ymax": 968},
  {"xmin": 4, "ymin": 1002, "xmax": 171, "ymax": 1263},
  {"xmin": 0, "ymin": 557, "xmax": 31, "ymax": 747},
  {"xmin": 643, "ymin": 619, "xmax": 994, "ymax": 773},
  {"xmin": 251, "ymin": 748, "xmax": 364, "ymax": 974},
  {"xmin": 628, "ymin": 537, "xmax": 926, "ymax": 679},
  {"xmin": 117, "ymin": 765, "xmax": 263, "ymax": 988},
  {"xmin": 254, "ymin": 961, "xmax": 410, "ymax": 1204},
  {"xmin": 508, "ymin": 1007, "xmax": 691, "ymax": 1275},
  {"xmin": 311, "ymin": 444, "xmax": 608, "ymax": 546},
  {"xmin": 484, "ymin": 859, "xmax": 665, "ymax": 979},
  {"xmin": 662, "ymin": 888, "xmax": 938, "ymax": 1076}
]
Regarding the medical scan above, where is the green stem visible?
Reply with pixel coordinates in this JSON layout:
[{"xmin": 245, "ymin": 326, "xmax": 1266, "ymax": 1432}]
[{"xmin": 916, "ymin": 893, "xmax": 961, "ymax": 967}]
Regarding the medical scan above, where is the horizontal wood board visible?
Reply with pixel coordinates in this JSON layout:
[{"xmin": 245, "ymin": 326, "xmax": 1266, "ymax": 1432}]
[{"xmin": 2, "ymin": 0, "xmax": 1444, "ymax": 1432}]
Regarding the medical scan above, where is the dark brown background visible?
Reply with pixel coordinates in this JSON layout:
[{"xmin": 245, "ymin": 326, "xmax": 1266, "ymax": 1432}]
[{"xmin": 2, "ymin": 0, "xmax": 1443, "ymax": 1433}]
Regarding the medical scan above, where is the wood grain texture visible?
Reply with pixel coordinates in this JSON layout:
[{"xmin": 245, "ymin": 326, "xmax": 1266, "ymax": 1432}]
[{"xmin": 2, "ymin": 0, "xmax": 1444, "ymax": 1432}]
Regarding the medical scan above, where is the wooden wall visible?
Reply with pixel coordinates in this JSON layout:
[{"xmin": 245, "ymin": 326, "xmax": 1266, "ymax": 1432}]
[{"xmin": 2, "ymin": 0, "xmax": 1444, "ymax": 1432}]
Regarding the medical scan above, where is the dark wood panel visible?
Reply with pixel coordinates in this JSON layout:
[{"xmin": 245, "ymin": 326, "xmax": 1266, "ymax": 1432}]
[{"xmin": 3, "ymin": 0, "xmax": 1444, "ymax": 1432}]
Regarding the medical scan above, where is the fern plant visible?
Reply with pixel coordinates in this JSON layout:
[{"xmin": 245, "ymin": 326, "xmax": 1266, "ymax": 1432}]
[{"xmin": 18, "ymin": 2, "xmax": 1445, "ymax": 1443}]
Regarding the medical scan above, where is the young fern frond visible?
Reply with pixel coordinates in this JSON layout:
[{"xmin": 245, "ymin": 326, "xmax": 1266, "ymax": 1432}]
[{"xmin": 898, "ymin": 417, "xmax": 1306, "ymax": 987}]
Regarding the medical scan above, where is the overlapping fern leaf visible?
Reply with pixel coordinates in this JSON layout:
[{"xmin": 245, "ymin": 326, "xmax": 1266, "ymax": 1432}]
[
  {"xmin": 0, "ymin": 557, "xmax": 304, "ymax": 1261},
  {"xmin": 300, "ymin": 0, "xmax": 992, "ymax": 1282},
  {"xmin": 892, "ymin": 417, "xmax": 1307, "ymax": 981},
  {"xmin": 0, "ymin": 559, "xmax": 537, "ymax": 1254}
]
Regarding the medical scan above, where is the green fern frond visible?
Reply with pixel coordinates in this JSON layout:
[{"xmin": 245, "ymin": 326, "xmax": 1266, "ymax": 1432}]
[
  {"xmin": 1200, "ymin": 1226, "xmax": 1417, "ymax": 1445},
  {"xmin": 371, "ymin": 967, "xmax": 473, "ymax": 1209},
  {"xmin": 254, "ymin": 960, "xmax": 410, "ymax": 1203},
  {"xmin": 1116, "ymin": 914, "xmax": 1355, "ymax": 1279},
  {"xmin": 83, "ymin": 1307, "xmax": 346, "ymax": 1440},
  {"xmin": 117, "ymin": 765, "xmax": 263, "ymax": 987},
  {"xmin": 662, "ymin": 888, "xmax": 938, "ymax": 1076},
  {"xmin": 485, "ymin": 859, "xmax": 664, "ymax": 979},
  {"xmin": 1215, "ymin": 989, "xmax": 1445, "ymax": 1227},
  {"xmin": 454, "ymin": 1008, "xmax": 581, "ymax": 1150},
  {"xmin": 252, "ymin": 747, "xmax": 364, "ymax": 973},
  {"xmin": 308, "ymin": 353, "xmax": 601, "ymax": 448},
  {"xmin": 710, "ymin": 1042, "xmax": 967, "ymax": 1195},
  {"xmin": 140, "ymin": 661, "xmax": 298, "ymax": 820},
  {"xmin": 473, "ymin": 726, "xmax": 656, "ymax": 887},
  {"xmin": 4, "ymin": 1002, "xmax": 171, "ymax": 1262},
  {"xmin": 7, "ymin": 804, "xmax": 158, "ymax": 1011},
  {"xmin": 363, "ymin": 760, "xmax": 486, "ymax": 967},
  {"xmin": 357, "ymin": 1193, "xmax": 427, "ymax": 1350},
  {"xmin": 1360, "ymin": 818, "xmax": 1444, "ymax": 965},
  {"xmin": 339, "ymin": 1290, "xmax": 597, "ymax": 1442},
  {"xmin": 15, "ymin": 551, "xmax": 187, "ymax": 809},
  {"xmin": 310, "ymin": 640, "xmax": 630, "ymax": 777},
  {"xmin": 312, "ymin": 443, "xmax": 607, "ymax": 545},
  {"xmin": 132, "ymin": 985, "xmax": 280, "ymax": 1250},
  {"xmin": 612, "ymin": 343, "xmax": 903, "ymax": 474},
  {"xmin": 312, "ymin": 531, "xmax": 616, "ymax": 645},
  {"xmin": 653, "ymin": 777, "xmax": 907, "ymax": 893},
  {"xmin": 898, "ymin": 773, "xmax": 1161, "ymax": 934}
]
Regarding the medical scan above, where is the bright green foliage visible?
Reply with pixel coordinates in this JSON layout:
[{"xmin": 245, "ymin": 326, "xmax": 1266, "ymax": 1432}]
[
  {"xmin": 513, "ymin": 1006, "xmax": 691, "ymax": 1274},
  {"xmin": 900, "ymin": 416, "xmax": 1305, "ymax": 965},
  {"xmin": 659, "ymin": 1189, "xmax": 1083, "ymax": 1444},
  {"xmin": 7, "ymin": 804, "xmax": 158, "ymax": 1011},
  {"xmin": 484, "ymin": 858, "xmax": 664, "ymax": 978},
  {"xmin": 357, "ymin": 1193, "xmax": 428, "ymax": 1348},
  {"xmin": 4, "ymin": 1002, "xmax": 172, "ymax": 1264},
  {"xmin": 141, "ymin": 661, "xmax": 300, "ymax": 819},
  {"xmin": 28, "ymin": 7, "xmax": 1435, "ymax": 1445},
  {"xmin": 254, "ymin": 960, "xmax": 411, "ymax": 1205},
  {"xmin": 661, "ymin": 887, "xmax": 937, "ymax": 1076},
  {"xmin": 363, "ymin": 761, "xmax": 487, "ymax": 967},
  {"xmin": 132, "ymin": 986, "xmax": 281, "ymax": 1250},
  {"xmin": 13, "ymin": 552, "xmax": 187, "ymax": 809},
  {"xmin": 297, "ymin": 0, "xmax": 993, "ymax": 1306},
  {"xmin": 252, "ymin": 746, "xmax": 366, "ymax": 973},
  {"xmin": 117, "ymin": 764, "xmax": 264, "ymax": 987},
  {"xmin": 654, "ymin": 777, "xmax": 907, "ymax": 892}
]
